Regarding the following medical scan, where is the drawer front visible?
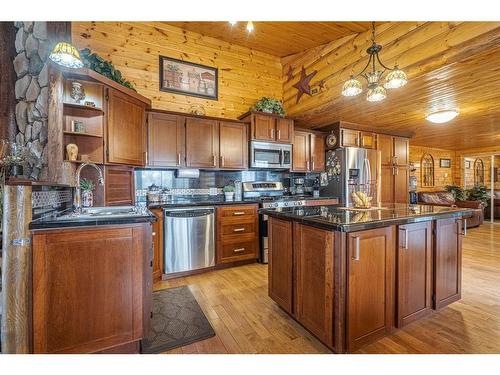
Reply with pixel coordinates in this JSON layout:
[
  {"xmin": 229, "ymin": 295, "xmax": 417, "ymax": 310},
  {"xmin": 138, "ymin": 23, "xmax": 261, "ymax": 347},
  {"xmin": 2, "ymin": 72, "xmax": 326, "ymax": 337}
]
[
  {"xmin": 219, "ymin": 222, "xmax": 257, "ymax": 237},
  {"xmin": 218, "ymin": 239, "xmax": 258, "ymax": 263},
  {"xmin": 219, "ymin": 205, "xmax": 257, "ymax": 219}
]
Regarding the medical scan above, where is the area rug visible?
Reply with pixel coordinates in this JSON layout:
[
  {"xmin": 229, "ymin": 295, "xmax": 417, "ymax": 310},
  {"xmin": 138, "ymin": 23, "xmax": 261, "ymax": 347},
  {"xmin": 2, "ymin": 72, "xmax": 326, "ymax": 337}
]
[{"xmin": 141, "ymin": 285, "xmax": 215, "ymax": 354}]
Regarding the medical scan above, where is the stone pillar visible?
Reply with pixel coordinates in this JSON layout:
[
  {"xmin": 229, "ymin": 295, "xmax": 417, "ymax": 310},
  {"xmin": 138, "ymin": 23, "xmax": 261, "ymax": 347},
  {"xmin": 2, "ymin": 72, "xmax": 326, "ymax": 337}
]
[{"xmin": 1, "ymin": 184, "xmax": 32, "ymax": 353}]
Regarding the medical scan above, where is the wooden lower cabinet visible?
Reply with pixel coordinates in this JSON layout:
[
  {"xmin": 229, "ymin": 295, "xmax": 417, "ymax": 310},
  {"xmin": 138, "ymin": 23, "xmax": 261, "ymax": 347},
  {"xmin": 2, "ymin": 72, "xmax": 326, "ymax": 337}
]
[
  {"xmin": 268, "ymin": 217, "xmax": 293, "ymax": 314},
  {"xmin": 151, "ymin": 208, "xmax": 164, "ymax": 283},
  {"xmin": 105, "ymin": 165, "xmax": 135, "ymax": 206},
  {"xmin": 396, "ymin": 222, "xmax": 433, "ymax": 327},
  {"xmin": 294, "ymin": 223, "xmax": 334, "ymax": 347},
  {"xmin": 347, "ymin": 226, "xmax": 395, "ymax": 352},
  {"xmin": 434, "ymin": 218, "xmax": 462, "ymax": 310},
  {"xmin": 32, "ymin": 223, "xmax": 152, "ymax": 353},
  {"xmin": 216, "ymin": 204, "xmax": 259, "ymax": 264}
]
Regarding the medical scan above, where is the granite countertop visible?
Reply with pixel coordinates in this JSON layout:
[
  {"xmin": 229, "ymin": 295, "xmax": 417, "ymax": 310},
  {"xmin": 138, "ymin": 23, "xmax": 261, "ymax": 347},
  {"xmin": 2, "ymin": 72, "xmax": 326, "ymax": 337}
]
[
  {"xmin": 30, "ymin": 207, "xmax": 157, "ymax": 230},
  {"xmin": 260, "ymin": 203, "xmax": 473, "ymax": 232}
]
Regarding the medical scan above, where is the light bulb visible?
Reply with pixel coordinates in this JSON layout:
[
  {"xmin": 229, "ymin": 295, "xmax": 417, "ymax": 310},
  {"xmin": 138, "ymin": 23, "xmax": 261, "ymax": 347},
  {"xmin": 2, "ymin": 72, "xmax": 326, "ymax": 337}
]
[{"xmin": 246, "ymin": 21, "xmax": 254, "ymax": 33}]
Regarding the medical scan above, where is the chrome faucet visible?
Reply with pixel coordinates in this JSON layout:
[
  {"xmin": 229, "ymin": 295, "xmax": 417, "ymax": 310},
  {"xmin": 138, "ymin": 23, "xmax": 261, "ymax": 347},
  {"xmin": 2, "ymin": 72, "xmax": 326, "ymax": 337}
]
[{"xmin": 74, "ymin": 162, "xmax": 105, "ymax": 213}]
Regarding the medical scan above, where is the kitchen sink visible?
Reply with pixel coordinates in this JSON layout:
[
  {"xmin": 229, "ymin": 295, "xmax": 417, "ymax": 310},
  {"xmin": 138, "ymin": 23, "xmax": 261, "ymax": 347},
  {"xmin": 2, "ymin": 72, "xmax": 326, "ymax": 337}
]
[{"xmin": 54, "ymin": 206, "xmax": 149, "ymax": 221}]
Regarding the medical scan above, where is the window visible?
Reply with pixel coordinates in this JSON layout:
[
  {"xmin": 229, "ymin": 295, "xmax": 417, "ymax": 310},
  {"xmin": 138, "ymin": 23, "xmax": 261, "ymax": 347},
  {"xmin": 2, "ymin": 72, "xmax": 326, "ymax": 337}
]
[
  {"xmin": 474, "ymin": 158, "xmax": 485, "ymax": 185},
  {"xmin": 421, "ymin": 154, "xmax": 435, "ymax": 187}
]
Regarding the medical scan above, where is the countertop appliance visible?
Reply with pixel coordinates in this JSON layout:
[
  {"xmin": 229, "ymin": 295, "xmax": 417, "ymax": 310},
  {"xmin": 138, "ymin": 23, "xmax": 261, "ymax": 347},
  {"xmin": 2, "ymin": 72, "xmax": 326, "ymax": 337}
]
[
  {"xmin": 249, "ymin": 141, "xmax": 292, "ymax": 169},
  {"xmin": 243, "ymin": 181, "xmax": 338, "ymax": 263},
  {"xmin": 320, "ymin": 147, "xmax": 381, "ymax": 207},
  {"xmin": 163, "ymin": 206, "xmax": 215, "ymax": 274}
]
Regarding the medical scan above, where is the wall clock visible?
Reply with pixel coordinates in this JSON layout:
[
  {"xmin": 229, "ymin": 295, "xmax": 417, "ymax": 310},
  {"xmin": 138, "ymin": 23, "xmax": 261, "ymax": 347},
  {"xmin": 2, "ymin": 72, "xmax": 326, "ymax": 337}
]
[{"xmin": 325, "ymin": 133, "xmax": 338, "ymax": 148}]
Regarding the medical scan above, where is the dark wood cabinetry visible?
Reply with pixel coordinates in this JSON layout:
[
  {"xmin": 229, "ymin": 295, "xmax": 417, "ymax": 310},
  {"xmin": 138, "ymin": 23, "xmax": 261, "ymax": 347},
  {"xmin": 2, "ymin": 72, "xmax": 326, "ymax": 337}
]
[
  {"xmin": 347, "ymin": 226, "xmax": 395, "ymax": 352},
  {"xmin": 186, "ymin": 118, "xmax": 219, "ymax": 168},
  {"xmin": 104, "ymin": 165, "xmax": 135, "ymax": 206},
  {"xmin": 434, "ymin": 218, "xmax": 462, "ymax": 310},
  {"xmin": 378, "ymin": 134, "xmax": 409, "ymax": 204},
  {"xmin": 294, "ymin": 223, "xmax": 334, "ymax": 347},
  {"xmin": 151, "ymin": 208, "xmax": 164, "ymax": 283},
  {"xmin": 360, "ymin": 131, "xmax": 376, "ymax": 149},
  {"xmin": 396, "ymin": 222, "xmax": 433, "ymax": 327},
  {"xmin": 240, "ymin": 111, "xmax": 294, "ymax": 143},
  {"xmin": 32, "ymin": 224, "xmax": 152, "ymax": 353},
  {"xmin": 147, "ymin": 112, "xmax": 185, "ymax": 167},
  {"xmin": 268, "ymin": 217, "xmax": 293, "ymax": 314},
  {"xmin": 216, "ymin": 204, "xmax": 259, "ymax": 264},
  {"xmin": 341, "ymin": 128, "xmax": 360, "ymax": 147},
  {"xmin": 106, "ymin": 88, "xmax": 147, "ymax": 166},
  {"xmin": 219, "ymin": 121, "xmax": 248, "ymax": 169},
  {"xmin": 292, "ymin": 130, "xmax": 325, "ymax": 172}
]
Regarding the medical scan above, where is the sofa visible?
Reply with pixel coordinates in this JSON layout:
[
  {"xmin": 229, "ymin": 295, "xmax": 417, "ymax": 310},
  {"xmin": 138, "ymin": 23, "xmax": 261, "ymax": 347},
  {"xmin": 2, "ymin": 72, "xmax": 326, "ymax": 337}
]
[
  {"xmin": 485, "ymin": 189, "xmax": 500, "ymax": 219},
  {"xmin": 417, "ymin": 191, "xmax": 484, "ymax": 228}
]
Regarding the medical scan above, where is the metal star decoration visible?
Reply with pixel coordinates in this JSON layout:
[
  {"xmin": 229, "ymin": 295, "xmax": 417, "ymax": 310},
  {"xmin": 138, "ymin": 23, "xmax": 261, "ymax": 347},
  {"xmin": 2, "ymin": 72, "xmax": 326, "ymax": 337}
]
[
  {"xmin": 292, "ymin": 66, "xmax": 317, "ymax": 103},
  {"xmin": 286, "ymin": 66, "xmax": 294, "ymax": 82}
]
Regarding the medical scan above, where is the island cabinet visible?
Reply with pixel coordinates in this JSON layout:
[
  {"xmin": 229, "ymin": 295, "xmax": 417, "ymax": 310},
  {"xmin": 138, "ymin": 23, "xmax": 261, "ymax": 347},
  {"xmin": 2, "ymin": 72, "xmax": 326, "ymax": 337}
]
[
  {"xmin": 346, "ymin": 226, "xmax": 395, "ymax": 352},
  {"xmin": 396, "ymin": 222, "xmax": 433, "ymax": 328},
  {"xmin": 106, "ymin": 87, "xmax": 147, "ymax": 166},
  {"xmin": 294, "ymin": 223, "xmax": 335, "ymax": 347},
  {"xmin": 434, "ymin": 218, "xmax": 463, "ymax": 310},
  {"xmin": 32, "ymin": 223, "xmax": 152, "ymax": 354}
]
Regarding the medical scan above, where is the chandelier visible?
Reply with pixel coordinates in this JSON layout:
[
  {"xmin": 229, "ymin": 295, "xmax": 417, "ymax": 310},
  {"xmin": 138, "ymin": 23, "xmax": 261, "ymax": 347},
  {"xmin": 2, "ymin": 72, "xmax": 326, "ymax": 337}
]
[{"xmin": 342, "ymin": 22, "xmax": 407, "ymax": 102}]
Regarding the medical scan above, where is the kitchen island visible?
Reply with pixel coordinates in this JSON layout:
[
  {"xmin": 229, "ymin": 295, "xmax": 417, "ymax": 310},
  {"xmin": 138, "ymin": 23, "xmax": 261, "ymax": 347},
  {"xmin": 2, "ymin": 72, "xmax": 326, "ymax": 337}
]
[{"xmin": 261, "ymin": 204, "xmax": 472, "ymax": 353}]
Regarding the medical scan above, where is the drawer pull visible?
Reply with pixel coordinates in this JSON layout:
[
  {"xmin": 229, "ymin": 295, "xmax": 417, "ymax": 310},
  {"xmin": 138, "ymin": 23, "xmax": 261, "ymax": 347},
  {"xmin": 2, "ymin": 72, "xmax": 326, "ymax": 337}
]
[
  {"xmin": 233, "ymin": 248, "xmax": 245, "ymax": 253},
  {"xmin": 152, "ymin": 232, "xmax": 156, "ymax": 236},
  {"xmin": 233, "ymin": 228, "xmax": 245, "ymax": 232},
  {"xmin": 352, "ymin": 236, "xmax": 360, "ymax": 261},
  {"xmin": 233, "ymin": 211, "xmax": 246, "ymax": 216}
]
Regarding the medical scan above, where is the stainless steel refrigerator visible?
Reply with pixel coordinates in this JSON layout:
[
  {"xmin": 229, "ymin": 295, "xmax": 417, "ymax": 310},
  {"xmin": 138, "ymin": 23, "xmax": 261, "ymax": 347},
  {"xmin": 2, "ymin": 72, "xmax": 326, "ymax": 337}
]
[{"xmin": 320, "ymin": 147, "xmax": 381, "ymax": 207}]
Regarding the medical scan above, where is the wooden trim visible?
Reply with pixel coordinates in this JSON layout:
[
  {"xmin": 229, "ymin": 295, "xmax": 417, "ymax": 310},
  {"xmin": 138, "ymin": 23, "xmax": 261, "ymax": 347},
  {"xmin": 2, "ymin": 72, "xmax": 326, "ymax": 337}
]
[
  {"xmin": 148, "ymin": 108, "xmax": 247, "ymax": 124},
  {"xmin": 314, "ymin": 121, "xmax": 414, "ymax": 139},
  {"xmin": 238, "ymin": 110, "xmax": 294, "ymax": 121}
]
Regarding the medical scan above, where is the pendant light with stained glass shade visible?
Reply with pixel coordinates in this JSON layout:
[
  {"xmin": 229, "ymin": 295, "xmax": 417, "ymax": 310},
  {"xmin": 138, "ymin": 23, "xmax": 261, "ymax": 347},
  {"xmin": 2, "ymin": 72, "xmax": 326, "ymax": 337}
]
[
  {"xmin": 49, "ymin": 42, "xmax": 84, "ymax": 69},
  {"xmin": 341, "ymin": 22, "xmax": 407, "ymax": 102}
]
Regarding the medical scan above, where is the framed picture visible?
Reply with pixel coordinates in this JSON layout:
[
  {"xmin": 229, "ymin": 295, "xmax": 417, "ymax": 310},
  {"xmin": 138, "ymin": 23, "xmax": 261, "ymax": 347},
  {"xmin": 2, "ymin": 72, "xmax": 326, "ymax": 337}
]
[
  {"xmin": 465, "ymin": 160, "xmax": 471, "ymax": 169},
  {"xmin": 440, "ymin": 158, "xmax": 452, "ymax": 168},
  {"xmin": 159, "ymin": 55, "xmax": 218, "ymax": 100}
]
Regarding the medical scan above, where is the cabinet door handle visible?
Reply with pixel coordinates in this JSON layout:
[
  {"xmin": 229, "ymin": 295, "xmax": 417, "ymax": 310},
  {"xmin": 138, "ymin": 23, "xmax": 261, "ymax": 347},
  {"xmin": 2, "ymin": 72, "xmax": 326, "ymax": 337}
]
[
  {"xmin": 400, "ymin": 228, "xmax": 408, "ymax": 249},
  {"xmin": 144, "ymin": 151, "xmax": 148, "ymax": 165},
  {"xmin": 306, "ymin": 160, "xmax": 310, "ymax": 171},
  {"xmin": 352, "ymin": 236, "xmax": 360, "ymax": 261},
  {"xmin": 221, "ymin": 156, "xmax": 225, "ymax": 167},
  {"xmin": 233, "ymin": 211, "xmax": 245, "ymax": 216},
  {"xmin": 277, "ymin": 129, "xmax": 281, "ymax": 140},
  {"xmin": 213, "ymin": 155, "xmax": 216, "ymax": 166},
  {"xmin": 271, "ymin": 128, "xmax": 275, "ymax": 139},
  {"xmin": 177, "ymin": 153, "xmax": 182, "ymax": 166},
  {"xmin": 457, "ymin": 218, "xmax": 467, "ymax": 236},
  {"xmin": 233, "ymin": 228, "xmax": 245, "ymax": 232},
  {"xmin": 233, "ymin": 248, "xmax": 245, "ymax": 253}
]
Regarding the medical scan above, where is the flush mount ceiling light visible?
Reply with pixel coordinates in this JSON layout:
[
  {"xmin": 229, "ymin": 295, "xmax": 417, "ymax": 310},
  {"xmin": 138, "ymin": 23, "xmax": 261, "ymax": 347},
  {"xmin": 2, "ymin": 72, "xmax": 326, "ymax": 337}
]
[
  {"xmin": 228, "ymin": 21, "xmax": 237, "ymax": 26},
  {"xmin": 425, "ymin": 110, "xmax": 459, "ymax": 124},
  {"xmin": 341, "ymin": 22, "xmax": 407, "ymax": 102},
  {"xmin": 246, "ymin": 21, "xmax": 254, "ymax": 33},
  {"xmin": 49, "ymin": 42, "xmax": 84, "ymax": 69}
]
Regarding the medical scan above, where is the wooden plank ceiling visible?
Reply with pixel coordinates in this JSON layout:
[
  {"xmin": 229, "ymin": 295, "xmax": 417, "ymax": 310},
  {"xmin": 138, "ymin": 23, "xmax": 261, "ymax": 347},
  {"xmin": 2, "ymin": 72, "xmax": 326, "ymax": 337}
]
[
  {"xmin": 281, "ymin": 22, "xmax": 500, "ymax": 150},
  {"xmin": 164, "ymin": 22, "xmax": 375, "ymax": 57}
]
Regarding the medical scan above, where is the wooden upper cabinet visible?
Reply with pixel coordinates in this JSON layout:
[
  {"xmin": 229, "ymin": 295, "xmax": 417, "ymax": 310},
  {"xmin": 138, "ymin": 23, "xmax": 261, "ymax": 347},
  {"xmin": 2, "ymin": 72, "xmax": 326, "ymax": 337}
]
[
  {"xmin": 252, "ymin": 113, "xmax": 275, "ymax": 141},
  {"xmin": 147, "ymin": 113, "xmax": 185, "ymax": 168},
  {"xmin": 347, "ymin": 226, "xmax": 395, "ymax": 352},
  {"xmin": 104, "ymin": 165, "xmax": 135, "ymax": 206},
  {"xmin": 106, "ymin": 88, "xmax": 146, "ymax": 166},
  {"xmin": 292, "ymin": 131, "xmax": 310, "ymax": 172},
  {"xmin": 294, "ymin": 224, "xmax": 334, "ymax": 347},
  {"xmin": 396, "ymin": 222, "xmax": 433, "ymax": 328},
  {"xmin": 268, "ymin": 217, "xmax": 293, "ymax": 314},
  {"xmin": 393, "ymin": 136, "xmax": 409, "ymax": 166},
  {"xmin": 341, "ymin": 128, "xmax": 360, "ymax": 147},
  {"xmin": 276, "ymin": 118, "xmax": 294, "ymax": 143},
  {"xmin": 219, "ymin": 121, "xmax": 248, "ymax": 169},
  {"xmin": 185, "ymin": 118, "xmax": 219, "ymax": 168},
  {"xmin": 310, "ymin": 133, "xmax": 325, "ymax": 172},
  {"xmin": 378, "ymin": 134, "xmax": 394, "ymax": 165},
  {"xmin": 394, "ymin": 166, "xmax": 409, "ymax": 204},
  {"xmin": 434, "ymin": 218, "xmax": 462, "ymax": 310},
  {"xmin": 360, "ymin": 132, "xmax": 376, "ymax": 149}
]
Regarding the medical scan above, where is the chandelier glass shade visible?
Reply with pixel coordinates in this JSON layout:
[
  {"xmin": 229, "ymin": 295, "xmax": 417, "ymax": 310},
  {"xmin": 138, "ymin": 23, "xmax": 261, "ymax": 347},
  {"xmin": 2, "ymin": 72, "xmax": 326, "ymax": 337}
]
[
  {"xmin": 49, "ymin": 42, "xmax": 84, "ymax": 69},
  {"xmin": 342, "ymin": 22, "xmax": 407, "ymax": 102}
]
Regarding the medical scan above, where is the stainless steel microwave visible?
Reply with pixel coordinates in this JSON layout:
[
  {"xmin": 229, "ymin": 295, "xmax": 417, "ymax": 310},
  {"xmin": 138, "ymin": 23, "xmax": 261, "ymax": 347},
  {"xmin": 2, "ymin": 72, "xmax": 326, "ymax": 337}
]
[{"xmin": 249, "ymin": 141, "xmax": 292, "ymax": 169}]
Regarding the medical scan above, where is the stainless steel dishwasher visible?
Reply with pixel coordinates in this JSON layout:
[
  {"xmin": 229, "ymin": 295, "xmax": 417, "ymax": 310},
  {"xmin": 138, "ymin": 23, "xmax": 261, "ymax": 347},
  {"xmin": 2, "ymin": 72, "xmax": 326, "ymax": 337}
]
[{"xmin": 163, "ymin": 206, "xmax": 215, "ymax": 274}]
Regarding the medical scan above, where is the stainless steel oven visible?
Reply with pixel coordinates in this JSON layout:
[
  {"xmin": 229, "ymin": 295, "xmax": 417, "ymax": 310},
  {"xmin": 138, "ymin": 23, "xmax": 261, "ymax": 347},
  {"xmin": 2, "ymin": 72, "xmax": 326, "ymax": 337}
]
[{"xmin": 250, "ymin": 141, "xmax": 292, "ymax": 169}]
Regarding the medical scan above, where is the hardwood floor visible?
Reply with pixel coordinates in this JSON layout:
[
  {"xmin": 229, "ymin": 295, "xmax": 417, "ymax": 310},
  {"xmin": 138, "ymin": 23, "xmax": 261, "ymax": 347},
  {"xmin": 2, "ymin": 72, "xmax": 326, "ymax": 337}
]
[{"xmin": 155, "ymin": 223, "xmax": 500, "ymax": 354}]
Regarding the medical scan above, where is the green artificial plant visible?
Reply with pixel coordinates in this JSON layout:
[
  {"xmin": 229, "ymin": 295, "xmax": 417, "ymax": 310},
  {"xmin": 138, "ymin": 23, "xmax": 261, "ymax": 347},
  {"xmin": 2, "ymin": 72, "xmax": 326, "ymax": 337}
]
[
  {"xmin": 445, "ymin": 185, "xmax": 467, "ymax": 201},
  {"xmin": 223, "ymin": 184, "xmax": 235, "ymax": 193},
  {"xmin": 466, "ymin": 184, "xmax": 489, "ymax": 206},
  {"xmin": 253, "ymin": 97, "xmax": 286, "ymax": 117},
  {"xmin": 80, "ymin": 178, "xmax": 95, "ymax": 192},
  {"xmin": 80, "ymin": 48, "xmax": 136, "ymax": 91}
]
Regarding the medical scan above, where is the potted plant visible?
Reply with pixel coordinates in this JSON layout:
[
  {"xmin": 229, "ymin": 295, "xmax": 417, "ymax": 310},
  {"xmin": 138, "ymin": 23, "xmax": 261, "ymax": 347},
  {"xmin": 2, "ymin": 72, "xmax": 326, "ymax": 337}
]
[
  {"xmin": 80, "ymin": 178, "xmax": 96, "ymax": 208},
  {"xmin": 223, "ymin": 184, "xmax": 235, "ymax": 201},
  {"xmin": 466, "ymin": 184, "xmax": 489, "ymax": 207},
  {"xmin": 253, "ymin": 97, "xmax": 286, "ymax": 117},
  {"xmin": 445, "ymin": 185, "xmax": 467, "ymax": 201}
]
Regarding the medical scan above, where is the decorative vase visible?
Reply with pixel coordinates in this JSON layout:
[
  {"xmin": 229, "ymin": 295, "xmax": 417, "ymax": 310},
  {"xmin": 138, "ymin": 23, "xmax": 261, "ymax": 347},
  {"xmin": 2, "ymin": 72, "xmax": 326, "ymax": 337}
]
[
  {"xmin": 66, "ymin": 143, "xmax": 78, "ymax": 161},
  {"xmin": 74, "ymin": 121, "xmax": 85, "ymax": 133},
  {"xmin": 81, "ymin": 190, "xmax": 94, "ymax": 207},
  {"xmin": 224, "ymin": 192, "xmax": 235, "ymax": 201},
  {"xmin": 70, "ymin": 81, "xmax": 86, "ymax": 103}
]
